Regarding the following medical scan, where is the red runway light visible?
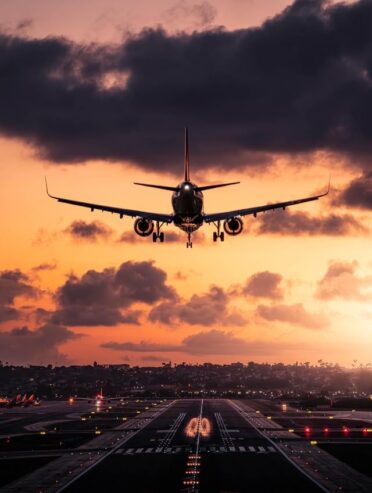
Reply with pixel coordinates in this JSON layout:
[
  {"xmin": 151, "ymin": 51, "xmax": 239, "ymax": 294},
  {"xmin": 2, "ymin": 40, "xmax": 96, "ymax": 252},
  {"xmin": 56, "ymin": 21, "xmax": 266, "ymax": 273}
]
[
  {"xmin": 304, "ymin": 426, "xmax": 311, "ymax": 433},
  {"xmin": 323, "ymin": 427, "xmax": 329, "ymax": 433}
]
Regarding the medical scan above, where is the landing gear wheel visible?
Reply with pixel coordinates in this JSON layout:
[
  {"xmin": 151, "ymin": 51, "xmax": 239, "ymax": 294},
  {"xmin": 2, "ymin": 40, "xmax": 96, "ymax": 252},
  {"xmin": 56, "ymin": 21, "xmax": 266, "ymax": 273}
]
[
  {"xmin": 220, "ymin": 232, "xmax": 225, "ymax": 242},
  {"xmin": 186, "ymin": 242, "xmax": 193, "ymax": 248},
  {"xmin": 213, "ymin": 232, "xmax": 218, "ymax": 242},
  {"xmin": 159, "ymin": 232, "xmax": 164, "ymax": 243},
  {"xmin": 152, "ymin": 232, "xmax": 157, "ymax": 242}
]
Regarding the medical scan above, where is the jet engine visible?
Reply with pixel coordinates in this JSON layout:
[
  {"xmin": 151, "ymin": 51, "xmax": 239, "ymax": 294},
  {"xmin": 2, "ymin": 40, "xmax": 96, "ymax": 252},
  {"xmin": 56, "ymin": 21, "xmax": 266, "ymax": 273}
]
[
  {"xmin": 223, "ymin": 217, "xmax": 243, "ymax": 235},
  {"xmin": 134, "ymin": 218, "xmax": 154, "ymax": 237}
]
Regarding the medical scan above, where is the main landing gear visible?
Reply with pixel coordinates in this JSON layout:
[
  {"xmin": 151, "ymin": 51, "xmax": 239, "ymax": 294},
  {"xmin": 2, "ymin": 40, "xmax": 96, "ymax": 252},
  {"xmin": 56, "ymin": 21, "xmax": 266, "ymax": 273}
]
[
  {"xmin": 212, "ymin": 221, "xmax": 224, "ymax": 242},
  {"xmin": 152, "ymin": 222, "xmax": 165, "ymax": 242}
]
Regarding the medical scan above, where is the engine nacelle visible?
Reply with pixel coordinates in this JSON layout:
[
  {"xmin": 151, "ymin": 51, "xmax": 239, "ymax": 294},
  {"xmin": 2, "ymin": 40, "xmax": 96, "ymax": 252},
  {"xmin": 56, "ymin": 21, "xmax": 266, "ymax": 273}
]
[
  {"xmin": 134, "ymin": 218, "xmax": 154, "ymax": 237},
  {"xmin": 223, "ymin": 217, "xmax": 243, "ymax": 235}
]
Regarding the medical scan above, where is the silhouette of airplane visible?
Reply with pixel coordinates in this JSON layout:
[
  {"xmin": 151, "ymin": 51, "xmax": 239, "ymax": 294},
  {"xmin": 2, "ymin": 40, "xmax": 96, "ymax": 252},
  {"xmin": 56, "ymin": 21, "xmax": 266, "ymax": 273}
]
[{"xmin": 46, "ymin": 129, "xmax": 329, "ymax": 247}]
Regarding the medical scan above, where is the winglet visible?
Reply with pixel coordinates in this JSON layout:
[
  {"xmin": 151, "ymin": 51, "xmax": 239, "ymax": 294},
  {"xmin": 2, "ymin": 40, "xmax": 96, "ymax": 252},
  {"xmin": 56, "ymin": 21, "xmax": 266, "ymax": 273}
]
[
  {"xmin": 45, "ymin": 176, "xmax": 51, "ymax": 197},
  {"xmin": 321, "ymin": 174, "xmax": 331, "ymax": 197},
  {"xmin": 45, "ymin": 177, "xmax": 57, "ymax": 199}
]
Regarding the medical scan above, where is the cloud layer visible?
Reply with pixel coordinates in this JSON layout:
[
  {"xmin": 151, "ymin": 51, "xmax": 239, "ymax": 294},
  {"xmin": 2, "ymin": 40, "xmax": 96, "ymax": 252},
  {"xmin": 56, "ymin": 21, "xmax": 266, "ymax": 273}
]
[
  {"xmin": 52, "ymin": 261, "xmax": 176, "ymax": 326},
  {"xmin": 103, "ymin": 329, "xmax": 252, "ymax": 355},
  {"xmin": 0, "ymin": 270, "xmax": 37, "ymax": 323},
  {"xmin": 0, "ymin": 324, "xmax": 80, "ymax": 365},
  {"xmin": 256, "ymin": 303, "xmax": 329, "ymax": 330},
  {"xmin": 255, "ymin": 211, "xmax": 367, "ymax": 236},
  {"xmin": 149, "ymin": 285, "xmax": 245, "ymax": 326},
  {"xmin": 65, "ymin": 220, "xmax": 113, "ymax": 241},
  {"xmin": 2, "ymin": 1, "xmax": 372, "ymax": 171},
  {"xmin": 316, "ymin": 261, "xmax": 372, "ymax": 301}
]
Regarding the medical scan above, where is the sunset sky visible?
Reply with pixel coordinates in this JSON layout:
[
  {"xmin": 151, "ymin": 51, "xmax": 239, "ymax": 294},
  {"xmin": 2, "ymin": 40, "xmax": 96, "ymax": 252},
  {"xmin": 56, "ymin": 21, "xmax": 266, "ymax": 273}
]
[{"xmin": 1, "ymin": 0, "xmax": 372, "ymax": 367}]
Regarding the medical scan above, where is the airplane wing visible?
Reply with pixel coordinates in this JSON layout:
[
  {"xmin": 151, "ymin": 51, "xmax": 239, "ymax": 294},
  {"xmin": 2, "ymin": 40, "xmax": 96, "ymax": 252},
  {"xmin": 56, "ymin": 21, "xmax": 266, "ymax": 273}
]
[
  {"xmin": 204, "ymin": 185, "xmax": 329, "ymax": 223},
  {"xmin": 45, "ymin": 180, "xmax": 173, "ymax": 223}
]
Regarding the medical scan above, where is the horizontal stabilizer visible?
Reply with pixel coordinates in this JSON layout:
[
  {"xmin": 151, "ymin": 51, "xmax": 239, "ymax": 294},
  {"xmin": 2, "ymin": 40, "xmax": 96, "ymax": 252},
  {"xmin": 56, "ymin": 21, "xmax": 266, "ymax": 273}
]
[
  {"xmin": 133, "ymin": 182, "xmax": 178, "ymax": 192},
  {"xmin": 196, "ymin": 182, "xmax": 240, "ymax": 192}
]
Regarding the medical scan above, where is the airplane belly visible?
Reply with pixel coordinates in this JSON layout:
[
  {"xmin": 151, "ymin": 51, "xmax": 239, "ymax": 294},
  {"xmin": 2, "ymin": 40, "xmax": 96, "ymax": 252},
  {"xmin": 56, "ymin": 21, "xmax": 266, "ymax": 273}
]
[{"xmin": 174, "ymin": 215, "xmax": 203, "ymax": 233}]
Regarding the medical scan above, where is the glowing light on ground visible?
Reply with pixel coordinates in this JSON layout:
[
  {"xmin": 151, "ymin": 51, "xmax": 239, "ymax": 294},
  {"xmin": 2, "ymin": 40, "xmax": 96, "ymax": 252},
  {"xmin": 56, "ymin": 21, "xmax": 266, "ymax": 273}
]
[{"xmin": 185, "ymin": 417, "xmax": 211, "ymax": 438}]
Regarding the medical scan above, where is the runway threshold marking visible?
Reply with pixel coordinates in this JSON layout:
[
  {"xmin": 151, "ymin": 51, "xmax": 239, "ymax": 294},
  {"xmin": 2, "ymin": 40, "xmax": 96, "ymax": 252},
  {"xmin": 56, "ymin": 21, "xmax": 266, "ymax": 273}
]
[{"xmin": 214, "ymin": 412, "xmax": 234, "ymax": 448}]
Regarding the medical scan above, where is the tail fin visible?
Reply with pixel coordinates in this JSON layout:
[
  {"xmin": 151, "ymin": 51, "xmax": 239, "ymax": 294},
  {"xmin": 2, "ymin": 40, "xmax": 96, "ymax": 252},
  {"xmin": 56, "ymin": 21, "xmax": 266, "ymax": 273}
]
[{"xmin": 184, "ymin": 127, "xmax": 190, "ymax": 181}]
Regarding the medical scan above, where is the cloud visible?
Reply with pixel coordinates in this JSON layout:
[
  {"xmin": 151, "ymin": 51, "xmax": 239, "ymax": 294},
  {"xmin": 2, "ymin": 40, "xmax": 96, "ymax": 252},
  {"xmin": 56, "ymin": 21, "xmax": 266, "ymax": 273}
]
[
  {"xmin": 31, "ymin": 263, "xmax": 57, "ymax": 272},
  {"xmin": 2, "ymin": 1, "xmax": 372, "ymax": 171},
  {"xmin": 65, "ymin": 220, "xmax": 113, "ymax": 241},
  {"xmin": 0, "ymin": 324, "xmax": 81, "ymax": 365},
  {"xmin": 0, "ymin": 270, "xmax": 37, "ymax": 323},
  {"xmin": 103, "ymin": 329, "xmax": 253, "ymax": 355},
  {"xmin": 337, "ymin": 173, "xmax": 372, "ymax": 210},
  {"xmin": 0, "ymin": 270, "xmax": 36, "ymax": 305},
  {"xmin": 254, "ymin": 211, "xmax": 368, "ymax": 236},
  {"xmin": 52, "ymin": 261, "xmax": 176, "ymax": 326},
  {"xmin": 316, "ymin": 261, "xmax": 372, "ymax": 301},
  {"xmin": 141, "ymin": 355, "xmax": 170, "ymax": 362},
  {"xmin": 256, "ymin": 303, "xmax": 329, "ymax": 330},
  {"xmin": 149, "ymin": 286, "xmax": 245, "ymax": 326},
  {"xmin": 240, "ymin": 271, "xmax": 284, "ymax": 300},
  {"xmin": 164, "ymin": 1, "xmax": 217, "ymax": 29}
]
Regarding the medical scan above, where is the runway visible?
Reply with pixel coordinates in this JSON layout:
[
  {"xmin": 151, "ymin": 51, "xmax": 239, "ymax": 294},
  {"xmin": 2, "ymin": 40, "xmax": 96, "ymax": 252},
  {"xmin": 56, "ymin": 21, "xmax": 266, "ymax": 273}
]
[{"xmin": 1, "ymin": 399, "xmax": 372, "ymax": 492}]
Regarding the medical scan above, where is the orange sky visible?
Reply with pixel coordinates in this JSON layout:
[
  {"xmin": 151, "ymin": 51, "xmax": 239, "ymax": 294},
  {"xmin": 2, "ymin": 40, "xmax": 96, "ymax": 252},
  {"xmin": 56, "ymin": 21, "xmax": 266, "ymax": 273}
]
[{"xmin": 1, "ymin": 0, "xmax": 371, "ymax": 367}]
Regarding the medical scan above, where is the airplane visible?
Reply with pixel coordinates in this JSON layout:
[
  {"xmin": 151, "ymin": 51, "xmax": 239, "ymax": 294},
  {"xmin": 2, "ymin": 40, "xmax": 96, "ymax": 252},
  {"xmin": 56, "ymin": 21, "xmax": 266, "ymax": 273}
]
[
  {"xmin": 46, "ymin": 128, "xmax": 329, "ymax": 248},
  {"xmin": 0, "ymin": 394, "xmax": 39, "ymax": 408},
  {"xmin": 68, "ymin": 388, "xmax": 124, "ymax": 405}
]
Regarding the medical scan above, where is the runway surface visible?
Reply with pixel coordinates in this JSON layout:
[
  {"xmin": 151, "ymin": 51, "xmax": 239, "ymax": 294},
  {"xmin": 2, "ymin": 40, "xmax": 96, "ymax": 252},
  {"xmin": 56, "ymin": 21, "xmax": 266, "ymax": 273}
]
[{"xmin": 1, "ymin": 399, "xmax": 372, "ymax": 492}]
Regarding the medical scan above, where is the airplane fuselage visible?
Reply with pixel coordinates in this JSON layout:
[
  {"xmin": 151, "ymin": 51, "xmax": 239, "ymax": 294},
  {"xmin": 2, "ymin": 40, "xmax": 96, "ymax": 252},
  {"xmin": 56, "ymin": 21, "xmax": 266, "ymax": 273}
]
[{"xmin": 172, "ymin": 181, "xmax": 204, "ymax": 232}]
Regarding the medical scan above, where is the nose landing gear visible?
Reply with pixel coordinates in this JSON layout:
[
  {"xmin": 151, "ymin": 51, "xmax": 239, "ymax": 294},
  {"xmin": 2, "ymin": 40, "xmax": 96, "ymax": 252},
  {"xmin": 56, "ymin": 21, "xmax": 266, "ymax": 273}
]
[
  {"xmin": 212, "ymin": 221, "xmax": 224, "ymax": 242},
  {"xmin": 186, "ymin": 231, "xmax": 193, "ymax": 248}
]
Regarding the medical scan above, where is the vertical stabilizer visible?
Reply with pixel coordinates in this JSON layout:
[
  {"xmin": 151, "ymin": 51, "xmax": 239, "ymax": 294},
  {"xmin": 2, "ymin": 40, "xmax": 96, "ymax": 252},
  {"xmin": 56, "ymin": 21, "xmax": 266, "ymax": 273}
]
[{"xmin": 184, "ymin": 127, "xmax": 190, "ymax": 181}]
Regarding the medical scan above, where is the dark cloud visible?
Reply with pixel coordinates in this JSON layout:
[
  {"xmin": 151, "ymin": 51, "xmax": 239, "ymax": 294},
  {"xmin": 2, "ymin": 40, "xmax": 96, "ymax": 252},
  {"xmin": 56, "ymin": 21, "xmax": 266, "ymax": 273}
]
[
  {"xmin": 337, "ymin": 173, "xmax": 372, "ymax": 210},
  {"xmin": 241, "ymin": 271, "xmax": 284, "ymax": 300},
  {"xmin": 149, "ymin": 286, "xmax": 245, "ymax": 326},
  {"xmin": 65, "ymin": 220, "xmax": 113, "ymax": 241},
  {"xmin": 316, "ymin": 261, "xmax": 372, "ymax": 301},
  {"xmin": 0, "ymin": 306, "xmax": 19, "ymax": 323},
  {"xmin": 52, "ymin": 261, "xmax": 176, "ymax": 326},
  {"xmin": 254, "ymin": 211, "xmax": 368, "ymax": 236},
  {"xmin": 0, "ymin": 324, "xmax": 81, "ymax": 365},
  {"xmin": 0, "ymin": 270, "xmax": 37, "ymax": 323},
  {"xmin": 256, "ymin": 303, "xmax": 329, "ymax": 330},
  {"xmin": 103, "ymin": 329, "xmax": 251, "ymax": 355},
  {"xmin": 0, "ymin": 270, "xmax": 36, "ymax": 305},
  {"xmin": 2, "ymin": 1, "xmax": 372, "ymax": 171}
]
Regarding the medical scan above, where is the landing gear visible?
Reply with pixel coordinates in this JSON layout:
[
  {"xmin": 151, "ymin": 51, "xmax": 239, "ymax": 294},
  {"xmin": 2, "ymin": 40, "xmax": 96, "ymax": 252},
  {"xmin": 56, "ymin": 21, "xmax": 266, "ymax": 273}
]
[
  {"xmin": 186, "ymin": 231, "xmax": 193, "ymax": 248},
  {"xmin": 152, "ymin": 222, "xmax": 165, "ymax": 242},
  {"xmin": 212, "ymin": 222, "xmax": 225, "ymax": 242}
]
